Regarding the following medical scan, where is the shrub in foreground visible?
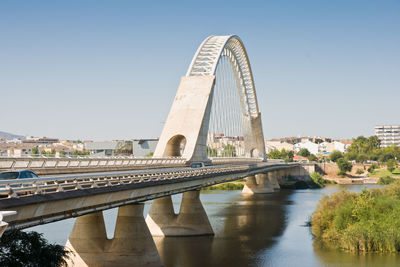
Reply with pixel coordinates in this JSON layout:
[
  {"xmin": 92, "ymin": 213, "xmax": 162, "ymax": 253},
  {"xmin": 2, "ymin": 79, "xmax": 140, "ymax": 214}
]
[
  {"xmin": 0, "ymin": 230, "xmax": 70, "ymax": 266},
  {"xmin": 378, "ymin": 176, "xmax": 395, "ymax": 185},
  {"xmin": 312, "ymin": 181, "xmax": 400, "ymax": 252}
]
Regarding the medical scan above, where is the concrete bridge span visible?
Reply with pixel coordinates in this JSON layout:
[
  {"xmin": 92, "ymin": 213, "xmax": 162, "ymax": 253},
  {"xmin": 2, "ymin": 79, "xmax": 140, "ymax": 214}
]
[
  {"xmin": 0, "ymin": 162, "xmax": 301, "ymax": 266},
  {"xmin": 0, "ymin": 34, "xmax": 307, "ymax": 266},
  {"xmin": 0, "ymin": 162, "xmax": 298, "ymax": 230}
]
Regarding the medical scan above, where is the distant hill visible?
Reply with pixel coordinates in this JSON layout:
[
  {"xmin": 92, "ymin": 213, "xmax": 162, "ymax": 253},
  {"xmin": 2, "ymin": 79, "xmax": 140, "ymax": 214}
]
[{"xmin": 0, "ymin": 131, "xmax": 26, "ymax": 140}]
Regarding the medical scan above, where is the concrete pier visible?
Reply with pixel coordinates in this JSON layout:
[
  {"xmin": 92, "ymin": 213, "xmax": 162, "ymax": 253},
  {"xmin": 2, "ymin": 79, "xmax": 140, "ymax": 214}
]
[
  {"xmin": 146, "ymin": 190, "xmax": 214, "ymax": 236},
  {"xmin": 66, "ymin": 204, "xmax": 163, "ymax": 267},
  {"xmin": 242, "ymin": 173, "xmax": 274, "ymax": 194},
  {"xmin": 269, "ymin": 171, "xmax": 281, "ymax": 190}
]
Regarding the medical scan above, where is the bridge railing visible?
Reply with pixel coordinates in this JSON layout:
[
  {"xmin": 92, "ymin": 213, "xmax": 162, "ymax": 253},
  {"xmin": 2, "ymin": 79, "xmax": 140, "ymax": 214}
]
[
  {"xmin": 0, "ymin": 165, "xmax": 253, "ymax": 199},
  {"xmin": 0, "ymin": 157, "xmax": 186, "ymax": 171}
]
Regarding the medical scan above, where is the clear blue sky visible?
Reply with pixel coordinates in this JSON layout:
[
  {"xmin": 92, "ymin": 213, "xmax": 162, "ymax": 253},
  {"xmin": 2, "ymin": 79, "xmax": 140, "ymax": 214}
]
[{"xmin": 1, "ymin": 0, "xmax": 399, "ymax": 141}]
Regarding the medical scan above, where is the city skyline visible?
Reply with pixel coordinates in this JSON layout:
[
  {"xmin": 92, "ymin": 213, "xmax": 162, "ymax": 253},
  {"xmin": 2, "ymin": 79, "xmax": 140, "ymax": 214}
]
[{"xmin": 1, "ymin": 0, "xmax": 399, "ymax": 141}]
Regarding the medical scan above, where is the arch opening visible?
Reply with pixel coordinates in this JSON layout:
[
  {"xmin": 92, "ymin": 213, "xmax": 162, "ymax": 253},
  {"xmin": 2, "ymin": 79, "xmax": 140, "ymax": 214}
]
[
  {"xmin": 164, "ymin": 135, "xmax": 186, "ymax": 157},
  {"xmin": 250, "ymin": 148, "xmax": 260, "ymax": 158}
]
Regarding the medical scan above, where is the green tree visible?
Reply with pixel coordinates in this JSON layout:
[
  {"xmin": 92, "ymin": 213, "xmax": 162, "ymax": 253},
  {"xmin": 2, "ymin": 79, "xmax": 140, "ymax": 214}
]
[
  {"xmin": 387, "ymin": 159, "xmax": 397, "ymax": 173},
  {"xmin": 267, "ymin": 149, "xmax": 282, "ymax": 159},
  {"xmin": 308, "ymin": 154, "xmax": 318, "ymax": 162},
  {"xmin": 221, "ymin": 144, "xmax": 236, "ymax": 157},
  {"xmin": 280, "ymin": 149, "xmax": 294, "ymax": 162},
  {"xmin": 267, "ymin": 149, "xmax": 294, "ymax": 162},
  {"xmin": 31, "ymin": 146, "xmax": 39, "ymax": 157},
  {"xmin": 329, "ymin": 150, "xmax": 343, "ymax": 162},
  {"xmin": 337, "ymin": 158, "xmax": 352, "ymax": 176},
  {"xmin": 298, "ymin": 148, "xmax": 311, "ymax": 157},
  {"xmin": 59, "ymin": 150, "xmax": 66, "ymax": 157},
  {"xmin": 356, "ymin": 153, "xmax": 368, "ymax": 163},
  {"xmin": 0, "ymin": 230, "xmax": 70, "ymax": 266},
  {"xmin": 206, "ymin": 146, "xmax": 218, "ymax": 157}
]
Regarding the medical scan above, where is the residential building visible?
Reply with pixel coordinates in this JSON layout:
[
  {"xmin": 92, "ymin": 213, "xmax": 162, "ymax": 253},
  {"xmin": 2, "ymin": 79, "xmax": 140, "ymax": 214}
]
[
  {"xmin": 22, "ymin": 137, "xmax": 59, "ymax": 144},
  {"xmin": 375, "ymin": 125, "xmax": 400, "ymax": 148},
  {"xmin": 265, "ymin": 140, "xmax": 294, "ymax": 154},
  {"xmin": 294, "ymin": 141, "xmax": 319, "ymax": 155}
]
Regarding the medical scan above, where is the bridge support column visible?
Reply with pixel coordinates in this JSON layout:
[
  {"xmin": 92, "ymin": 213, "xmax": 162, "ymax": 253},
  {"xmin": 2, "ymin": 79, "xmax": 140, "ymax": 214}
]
[
  {"xmin": 269, "ymin": 171, "xmax": 281, "ymax": 190},
  {"xmin": 242, "ymin": 174, "xmax": 274, "ymax": 194},
  {"xmin": 66, "ymin": 204, "xmax": 163, "ymax": 267},
  {"xmin": 146, "ymin": 190, "xmax": 214, "ymax": 236},
  {"xmin": 65, "ymin": 211, "xmax": 108, "ymax": 266}
]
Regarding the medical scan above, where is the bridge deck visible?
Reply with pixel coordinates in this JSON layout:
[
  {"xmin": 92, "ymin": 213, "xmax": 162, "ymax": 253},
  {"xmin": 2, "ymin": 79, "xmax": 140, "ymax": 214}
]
[{"xmin": 0, "ymin": 162, "xmax": 298, "ymax": 230}]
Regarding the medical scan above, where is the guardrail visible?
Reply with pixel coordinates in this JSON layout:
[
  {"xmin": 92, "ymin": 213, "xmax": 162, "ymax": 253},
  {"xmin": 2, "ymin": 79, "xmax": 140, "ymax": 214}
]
[
  {"xmin": 0, "ymin": 165, "xmax": 251, "ymax": 199},
  {"xmin": 0, "ymin": 157, "xmax": 186, "ymax": 170}
]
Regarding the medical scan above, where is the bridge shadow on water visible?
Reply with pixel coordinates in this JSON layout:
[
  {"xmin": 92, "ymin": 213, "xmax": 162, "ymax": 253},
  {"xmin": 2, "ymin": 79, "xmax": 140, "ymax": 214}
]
[{"xmin": 154, "ymin": 190, "xmax": 293, "ymax": 267}]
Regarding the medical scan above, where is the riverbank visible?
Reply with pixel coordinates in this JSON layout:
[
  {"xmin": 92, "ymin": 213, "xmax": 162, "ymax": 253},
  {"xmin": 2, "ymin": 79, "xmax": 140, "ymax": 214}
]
[
  {"xmin": 202, "ymin": 181, "xmax": 244, "ymax": 191},
  {"xmin": 312, "ymin": 181, "xmax": 400, "ymax": 253}
]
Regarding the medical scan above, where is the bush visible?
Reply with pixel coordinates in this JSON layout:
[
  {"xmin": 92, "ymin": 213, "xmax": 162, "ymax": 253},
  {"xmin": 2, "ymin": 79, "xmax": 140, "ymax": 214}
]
[
  {"xmin": 393, "ymin": 168, "xmax": 400, "ymax": 175},
  {"xmin": 298, "ymin": 148, "xmax": 311, "ymax": 157},
  {"xmin": 308, "ymin": 154, "xmax": 318, "ymax": 162},
  {"xmin": 368, "ymin": 163, "xmax": 378, "ymax": 173},
  {"xmin": 311, "ymin": 182, "xmax": 400, "ymax": 252},
  {"xmin": 329, "ymin": 150, "xmax": 343, "ymax": 162},
  {"xmin": 309, "ymin": 172, "xmax": 326, "ymax": 188},
  {"xmin": 337, "ymin": 158, "xmax": 352, "ymax": 176},
  {"xmin": 387, "ymin": 159, "xmax": 398, "ymax": 173},
  {"xmin": 378, "ymin": 175, "xmax": 395, "ymax": 185},
  {"xmin": 355, "ymin": 168, "xmax": 364, "ymax": 175}
]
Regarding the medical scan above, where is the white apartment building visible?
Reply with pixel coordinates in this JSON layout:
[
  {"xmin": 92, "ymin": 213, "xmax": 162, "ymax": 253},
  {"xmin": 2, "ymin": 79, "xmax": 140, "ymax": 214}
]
[
  {"xmin": 294, "ymin": 141, "xmax": 319, "ymax": 155},
  {"xmin": 375, "ymin": 125, "xmax": 400, "ymax": 148}
]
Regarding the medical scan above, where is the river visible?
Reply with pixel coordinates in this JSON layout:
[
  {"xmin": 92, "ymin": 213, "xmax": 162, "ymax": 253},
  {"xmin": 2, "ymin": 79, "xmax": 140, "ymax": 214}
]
[{"xmin": 31, "ymin": 185, "xmax": 400, "ymax": 266}]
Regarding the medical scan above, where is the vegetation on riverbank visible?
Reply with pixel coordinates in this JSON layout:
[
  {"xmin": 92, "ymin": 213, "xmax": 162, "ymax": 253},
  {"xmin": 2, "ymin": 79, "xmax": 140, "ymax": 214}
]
[
  {"xmin": 202, "ymin": 182, "xmax": 244, "ymax": 191},
  {"xmin": 0, "ymin": 229, "xmax": 70, "ymax": 266},
  {"xmin": 280, "ymin": 173, "xmax": 335, "ymax": 189},
  {"xmin": 377, "ymin": 176, "xmax": 395, "ymax": 185},
  {"xmin": 309, "ymin": 172, "xmax": 332, "ymax": 188},
  {"xmin": 311, "ymin": 181, "xmax": 400, "ymax": 252}
]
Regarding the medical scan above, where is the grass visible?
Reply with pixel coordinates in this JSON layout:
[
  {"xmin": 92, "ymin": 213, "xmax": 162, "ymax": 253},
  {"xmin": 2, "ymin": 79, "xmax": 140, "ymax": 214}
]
[
  {"xmin": 311, "ymin": 181, "xmax": 400, "ymax": 253},
  {"xmin": 369, "ymin": 169, "xmax": 400, "ymax": 179},
  {"xmin": 378, "ymin": 176, "xmax": 395, "ymax": 185},
  {"xmin": 393, "ymin": 168, "xmax": 400, "ymax": 175}
]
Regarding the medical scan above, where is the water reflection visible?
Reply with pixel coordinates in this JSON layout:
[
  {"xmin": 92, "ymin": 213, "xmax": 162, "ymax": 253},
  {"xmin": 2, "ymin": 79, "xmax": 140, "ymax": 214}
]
[
  {"xmin": 156, "ymin": 191, "xmax": 291, "ymax": 267},
  {"xmin": 313, "ymin": 241, "xmax": 400, "ymax": 267}
]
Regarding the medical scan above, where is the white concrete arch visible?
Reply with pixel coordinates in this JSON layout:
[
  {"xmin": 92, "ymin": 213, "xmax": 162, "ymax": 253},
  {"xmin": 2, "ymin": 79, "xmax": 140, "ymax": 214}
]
[
  {"xmin": 154, "ymin": 35, "xmax": 266, "ymax": 162},
  {"xmin": 187, "ymin": 35, "xmax": 259, "ymax": 118}
]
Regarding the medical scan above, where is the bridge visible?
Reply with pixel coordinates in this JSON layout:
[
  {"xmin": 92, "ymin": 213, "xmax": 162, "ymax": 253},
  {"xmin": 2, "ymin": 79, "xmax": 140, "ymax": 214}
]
[{"xmin": 0, "ymin": 35, "xmax": 308, "ymax": 266}]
